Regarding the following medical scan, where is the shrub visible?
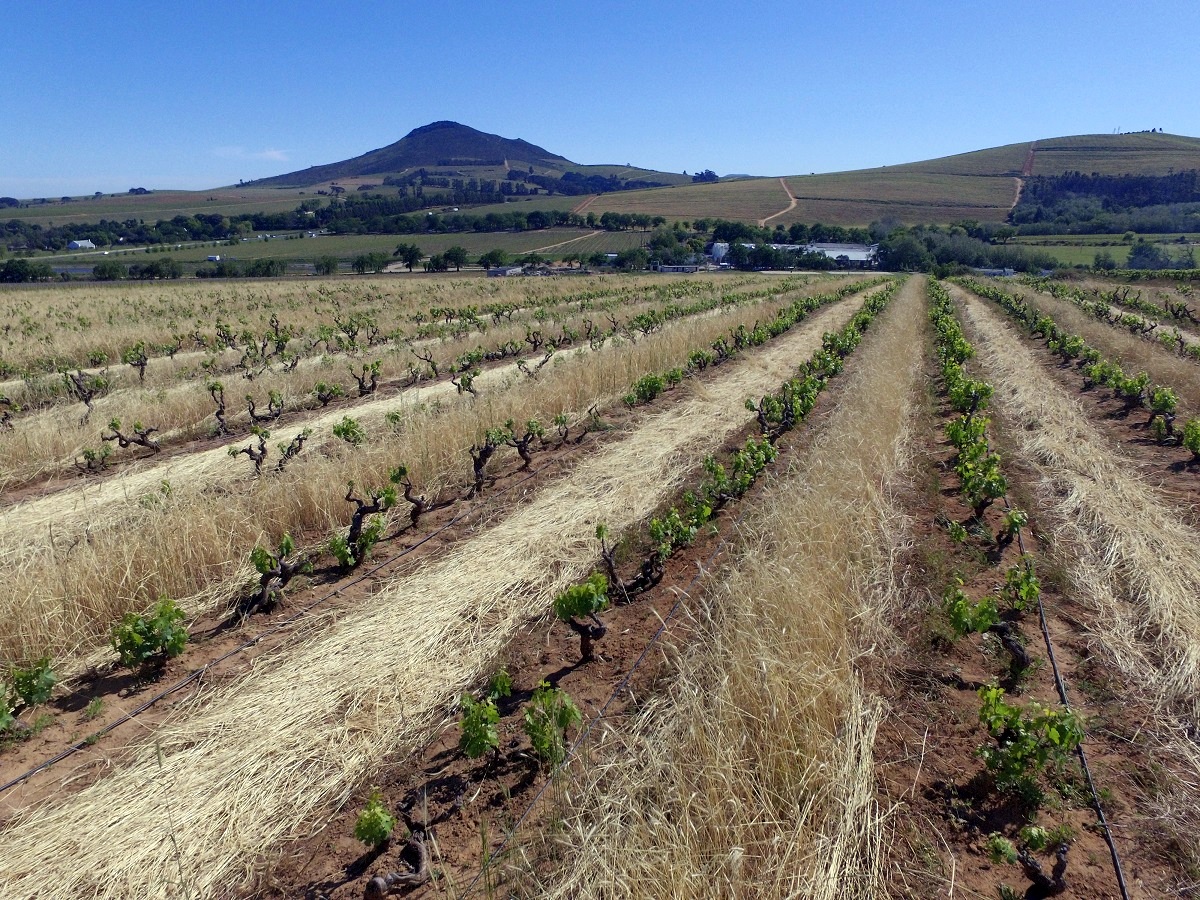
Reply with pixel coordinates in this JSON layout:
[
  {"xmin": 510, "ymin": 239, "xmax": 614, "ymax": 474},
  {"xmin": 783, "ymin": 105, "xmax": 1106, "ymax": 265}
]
[
  {"xmin": 977, "ymin": 684, "xmax": 1083, "ymax": 806},
  {"xmin": 553, "ymin": 573, "xmax": 609, "ymax": 661},
  {"xmin": 1184, "ymin": 418, "xmax": 1200, "ymax": 461},
  {"xmin": 353, "ymin": 788, "xmax": 396, "ymax": 848},
  {"xmin": 986, "ymin": 833, "xmax": 1018, "ymax": 865},
  {"xmin": 944, "ymin": 582, "xmax": 999, "ymax": 636},
  {"xmin": 459, "ymin": 694, "xmax": 501, "ymax": 759},
  {"xmin": 523, "ymin": 681, "xmax": 581, "ymax": 768},
  {"xmin": 111, "ymin": 598, "xmax": 188, "ymax": 669},
  {"xmin": 1005, "ymin": 559, "xmax": 1040, "ymax": 611},
  {"xmin": 489, "ymin": 667, "xmax": 513, "ymax": 699},
  {"xmin": 332, "ymin": 415, "xmax": 366, "ymax": 447},
  {"xmin": 625, "ymin": 373, "xmax": 666, "ymax": 406},
  {"xmin": 9, "ymin": 658, "xmax": 56, "ymax": 708}
]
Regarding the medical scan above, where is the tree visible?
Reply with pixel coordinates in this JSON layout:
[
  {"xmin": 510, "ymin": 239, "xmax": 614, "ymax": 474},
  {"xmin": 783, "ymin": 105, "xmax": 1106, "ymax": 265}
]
[
  {"xmin": 93, "ymin": 260, "xmax": 128, "ymax": 281},
  {"xmin": 1126, "ymin": 240, "xmax": 1171, "ymax": 270},
  {"xmin": 878, "ymin": 232, "xmax": 933, "ymax": 271},
  {"xmin": 398, "ymin": 244, "xmax": 423, "ymax": 271},
  {"xmin": 1093, "ymin": 250, "xmax": 1118, "ymax": 271},
  {"xmin": 477, "ymin": 248, "xmax": 510, "ymax": 269},
  {"xmin": 313, "ymin": 255, "xmax": 339, "ymax": 276},
  {"xmin": 0, "ymin": 259, "xmax": 55, "ymax": 283},
  {"xmin": 614, "ymin": 247, "xmax": 649, "ymax": 270},
  {"xmin": 350, "ymin": 253, "xmax": 389, "ymax": 275},
  {"xmin": 726, "ymin": 242, "xmax": 751, "ymax": 270},
  {"xmin": 443, "ymin": 245, "xmax": 468, "ymax": 271}
]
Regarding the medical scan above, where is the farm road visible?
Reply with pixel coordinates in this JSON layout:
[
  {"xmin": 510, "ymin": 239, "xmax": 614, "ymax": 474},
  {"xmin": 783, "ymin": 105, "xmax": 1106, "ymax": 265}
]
[
  {"xmin": 0, "ymin": 291, "xmax": 880, "ymax": 900},
  {"xmin": 758, "ymin": 177, "xmax": 798, "ymax": 226}
]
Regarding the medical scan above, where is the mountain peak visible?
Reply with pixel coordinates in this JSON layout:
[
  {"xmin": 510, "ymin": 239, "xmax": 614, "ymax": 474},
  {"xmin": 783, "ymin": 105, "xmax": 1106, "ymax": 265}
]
[
  {"xmin": 251, "ymin": 121, "xmax": 570, "ymax": 187},
  {"xmin": 406, "ymin": 120, "xmax": 467, "ymax": 136}
]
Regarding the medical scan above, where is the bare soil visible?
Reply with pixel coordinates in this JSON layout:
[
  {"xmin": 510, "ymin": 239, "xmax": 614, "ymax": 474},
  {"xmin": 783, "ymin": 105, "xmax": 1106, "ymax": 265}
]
[
  {"xmin": 238, "ymin": 324, "xmax": 864, "ymax": 900},
  {"xmin": 872, "ymin": 308, "xmax": 1196, "ymax": 898}
]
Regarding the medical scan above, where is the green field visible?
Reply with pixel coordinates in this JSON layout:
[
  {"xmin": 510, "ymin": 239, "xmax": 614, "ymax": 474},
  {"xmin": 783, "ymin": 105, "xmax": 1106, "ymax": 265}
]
[
  {"xmin": 1008, "ymin": 232, "xmax": 1200, "ymax": 267},
  {"xmin": 585, "ymin": 177, "xmax": 791, "ymax": 224},
  {"xmin": 37, "ymin": 227, "xmax": 651, "ymax": 274},
  {"xmin": 4, "ymin": 186, "xmax": 322, "ymax": 227}
]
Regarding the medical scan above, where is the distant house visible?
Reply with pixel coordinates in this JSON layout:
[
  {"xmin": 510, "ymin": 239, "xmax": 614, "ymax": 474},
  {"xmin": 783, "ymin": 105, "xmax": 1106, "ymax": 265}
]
[
  {"xmin": 708, "ymin": 241, "xmax": 878, "ymax": 268},
  {"xmin": 67, "ymin": 239, "xmax": 96, "ymax": 251},
  {"xmin": 486, "ymin": 265, "xmax": 524, "ymax": 277},
  {"xmin": 804, "ymin": 243, "xmax": 878, "ymax": 268},
  {"xmin": 656, "ymin": 264, "xmax": 700, "ymax": 273}
]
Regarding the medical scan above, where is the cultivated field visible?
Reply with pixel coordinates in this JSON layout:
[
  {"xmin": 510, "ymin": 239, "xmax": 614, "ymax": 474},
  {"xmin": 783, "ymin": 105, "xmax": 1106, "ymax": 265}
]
[
  {"xmin": 30, "ymin": 227, "xmax": 650, "ymax": 275},
  {"xmin": 582, "ymin": 177, "xmax": 793, "ymax": 225},
  {"xmin": 2, "ymin": 267, "xmax": 1199, "ymax": 899},
  {"xmin": 4, "ymin": 186, "xmax": 321, "ymax": 228}
]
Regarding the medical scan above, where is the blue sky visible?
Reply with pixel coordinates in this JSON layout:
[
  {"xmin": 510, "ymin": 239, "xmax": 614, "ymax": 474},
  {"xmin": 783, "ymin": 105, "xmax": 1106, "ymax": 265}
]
[{"xmin": 2, "ymin": 0, "xmax": 1197, "ymax": 197}]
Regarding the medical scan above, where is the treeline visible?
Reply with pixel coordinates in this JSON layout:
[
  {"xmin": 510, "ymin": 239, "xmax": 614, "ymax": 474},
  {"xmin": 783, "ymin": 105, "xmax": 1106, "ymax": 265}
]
[
  {"xmin": 1011, "ymin": 169, "xmax": 1200, "ymax": 234},
  {"xmin": 698, "ymin": 219, "xmax": 872, "ymax": 245},
  {"xmin": 2, "ymin": 212, "xmax": 243, "ymax": 253},
  {"xmin": 522, "ymin": 170, "xmax": 672, "ymax": 196},
  {"xmin": 0, "ymin": 258, "xmax": 58, "ymax": 282},
  {"xmin": 93, "ymin": 258, "xmax": 287, "ymax": 280},
  {"xmin": 875, "ymin": 224, "xmax": 1059, "ymax": 274}
]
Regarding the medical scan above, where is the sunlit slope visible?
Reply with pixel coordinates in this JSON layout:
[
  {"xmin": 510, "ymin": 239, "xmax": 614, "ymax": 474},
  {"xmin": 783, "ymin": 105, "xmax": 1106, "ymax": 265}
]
[{"xmin": 585, "ymin": 132, "xmax": 1200, "ymax": 226}]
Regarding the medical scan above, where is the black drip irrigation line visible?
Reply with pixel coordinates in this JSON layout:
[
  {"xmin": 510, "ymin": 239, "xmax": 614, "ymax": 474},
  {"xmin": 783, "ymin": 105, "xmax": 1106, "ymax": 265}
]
[
  {"xmin": 0, "ymin": 461, "xmax": 551, "ymax": 798},
  {"xmin": 1005, "ymin": 496, "xmax": 1131, "ymax": 899}
]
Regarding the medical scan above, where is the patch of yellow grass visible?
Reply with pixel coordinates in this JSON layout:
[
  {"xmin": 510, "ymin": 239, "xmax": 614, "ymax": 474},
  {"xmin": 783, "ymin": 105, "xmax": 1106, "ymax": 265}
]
[
  {"xmin": 0, "ymin": 281, "xmax": 869, "ymax": 672},
  {"xmin": 526, "ymin": 278, "xmax": 925, "ymax": 899},
  {"xmin": 0, "ymin": 291, "xmax": 881, "ymax": 900}
]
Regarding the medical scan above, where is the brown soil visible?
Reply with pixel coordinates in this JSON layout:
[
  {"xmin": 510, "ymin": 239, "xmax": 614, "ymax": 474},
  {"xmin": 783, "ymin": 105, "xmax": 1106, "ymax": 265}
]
[
  {"xmin": 0, "ymin": 288, "xmax": 866, "ymax": 830},
  {"xmin": 970, "ymin": 289, "xmax": 1200, "ymax": 513},
  {"xmin": 0, "ymin": 380, "xmax": 644, "ymax": 815},
  {"xmin": 235, "ymin": 319, "xmax": 864, "ymax": 900},
  {"xmin": 872, "ymin": 309, "xmax": 1194, "ymax": 898}
]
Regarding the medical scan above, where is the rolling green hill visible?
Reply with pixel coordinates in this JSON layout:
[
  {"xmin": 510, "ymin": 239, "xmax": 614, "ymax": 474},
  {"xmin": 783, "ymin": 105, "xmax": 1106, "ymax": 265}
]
[
  {"xmin": 9, "ymin": 129, "xmax": 1200, "ymax": 232},
  {"xmin": 584, "ymin": 132, "xmax": 1200, "ymax": 227}
]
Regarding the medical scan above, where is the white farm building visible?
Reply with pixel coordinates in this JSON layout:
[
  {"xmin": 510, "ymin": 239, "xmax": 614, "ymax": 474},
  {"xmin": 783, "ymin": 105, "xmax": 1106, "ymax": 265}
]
[{"xmin": 67, "ymin": 239, "xmax": 96, "ymax": 251}]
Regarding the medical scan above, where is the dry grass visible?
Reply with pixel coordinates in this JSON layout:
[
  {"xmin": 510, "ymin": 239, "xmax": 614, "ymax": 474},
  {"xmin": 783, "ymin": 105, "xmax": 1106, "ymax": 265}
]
[
  {"xmin": 959, "ymin": 286, "xmax": 1200, "ymax": 878},
  {"xmin": 0, "ymin": 292, "xmax": 877, "ymax": 900},
  {"xmin": 1005, "ymin": 282, "xmax": 1200, "ymax": 410},
  {"xmin": 958, "ymin": 289, "xmax": 1200, "ymax": 719},
  {"xmin": 0, "ymin": 282, "xmax": 869, "ymax": 670},
  {"xmin": 0, "ymin": 278, "xmax": 798, "ymax": 488},
  {"xmin": 525, "ymin": 278, "xmax": 926, "ymax": 899},
  {"xmin": 0, "ymin": 272, "xmax": 778, "ymax": 377}
]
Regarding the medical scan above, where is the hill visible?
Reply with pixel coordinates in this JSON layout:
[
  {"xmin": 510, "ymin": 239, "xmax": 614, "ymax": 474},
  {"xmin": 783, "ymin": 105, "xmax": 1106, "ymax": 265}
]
[
  {"xmin": 582, "ymin": 132, "xmax": 1200, "ymax": 227},
  {"xmin": 7, "ymin": 130, "xmax": 1200, "ymax": 232},
  {"xmin": 250, "ymin": 121, "xmax": 571, "ymax": 186},
  {"xmin": 246, "ymin": 120, "xmax": 692, "ymax": 192}
]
